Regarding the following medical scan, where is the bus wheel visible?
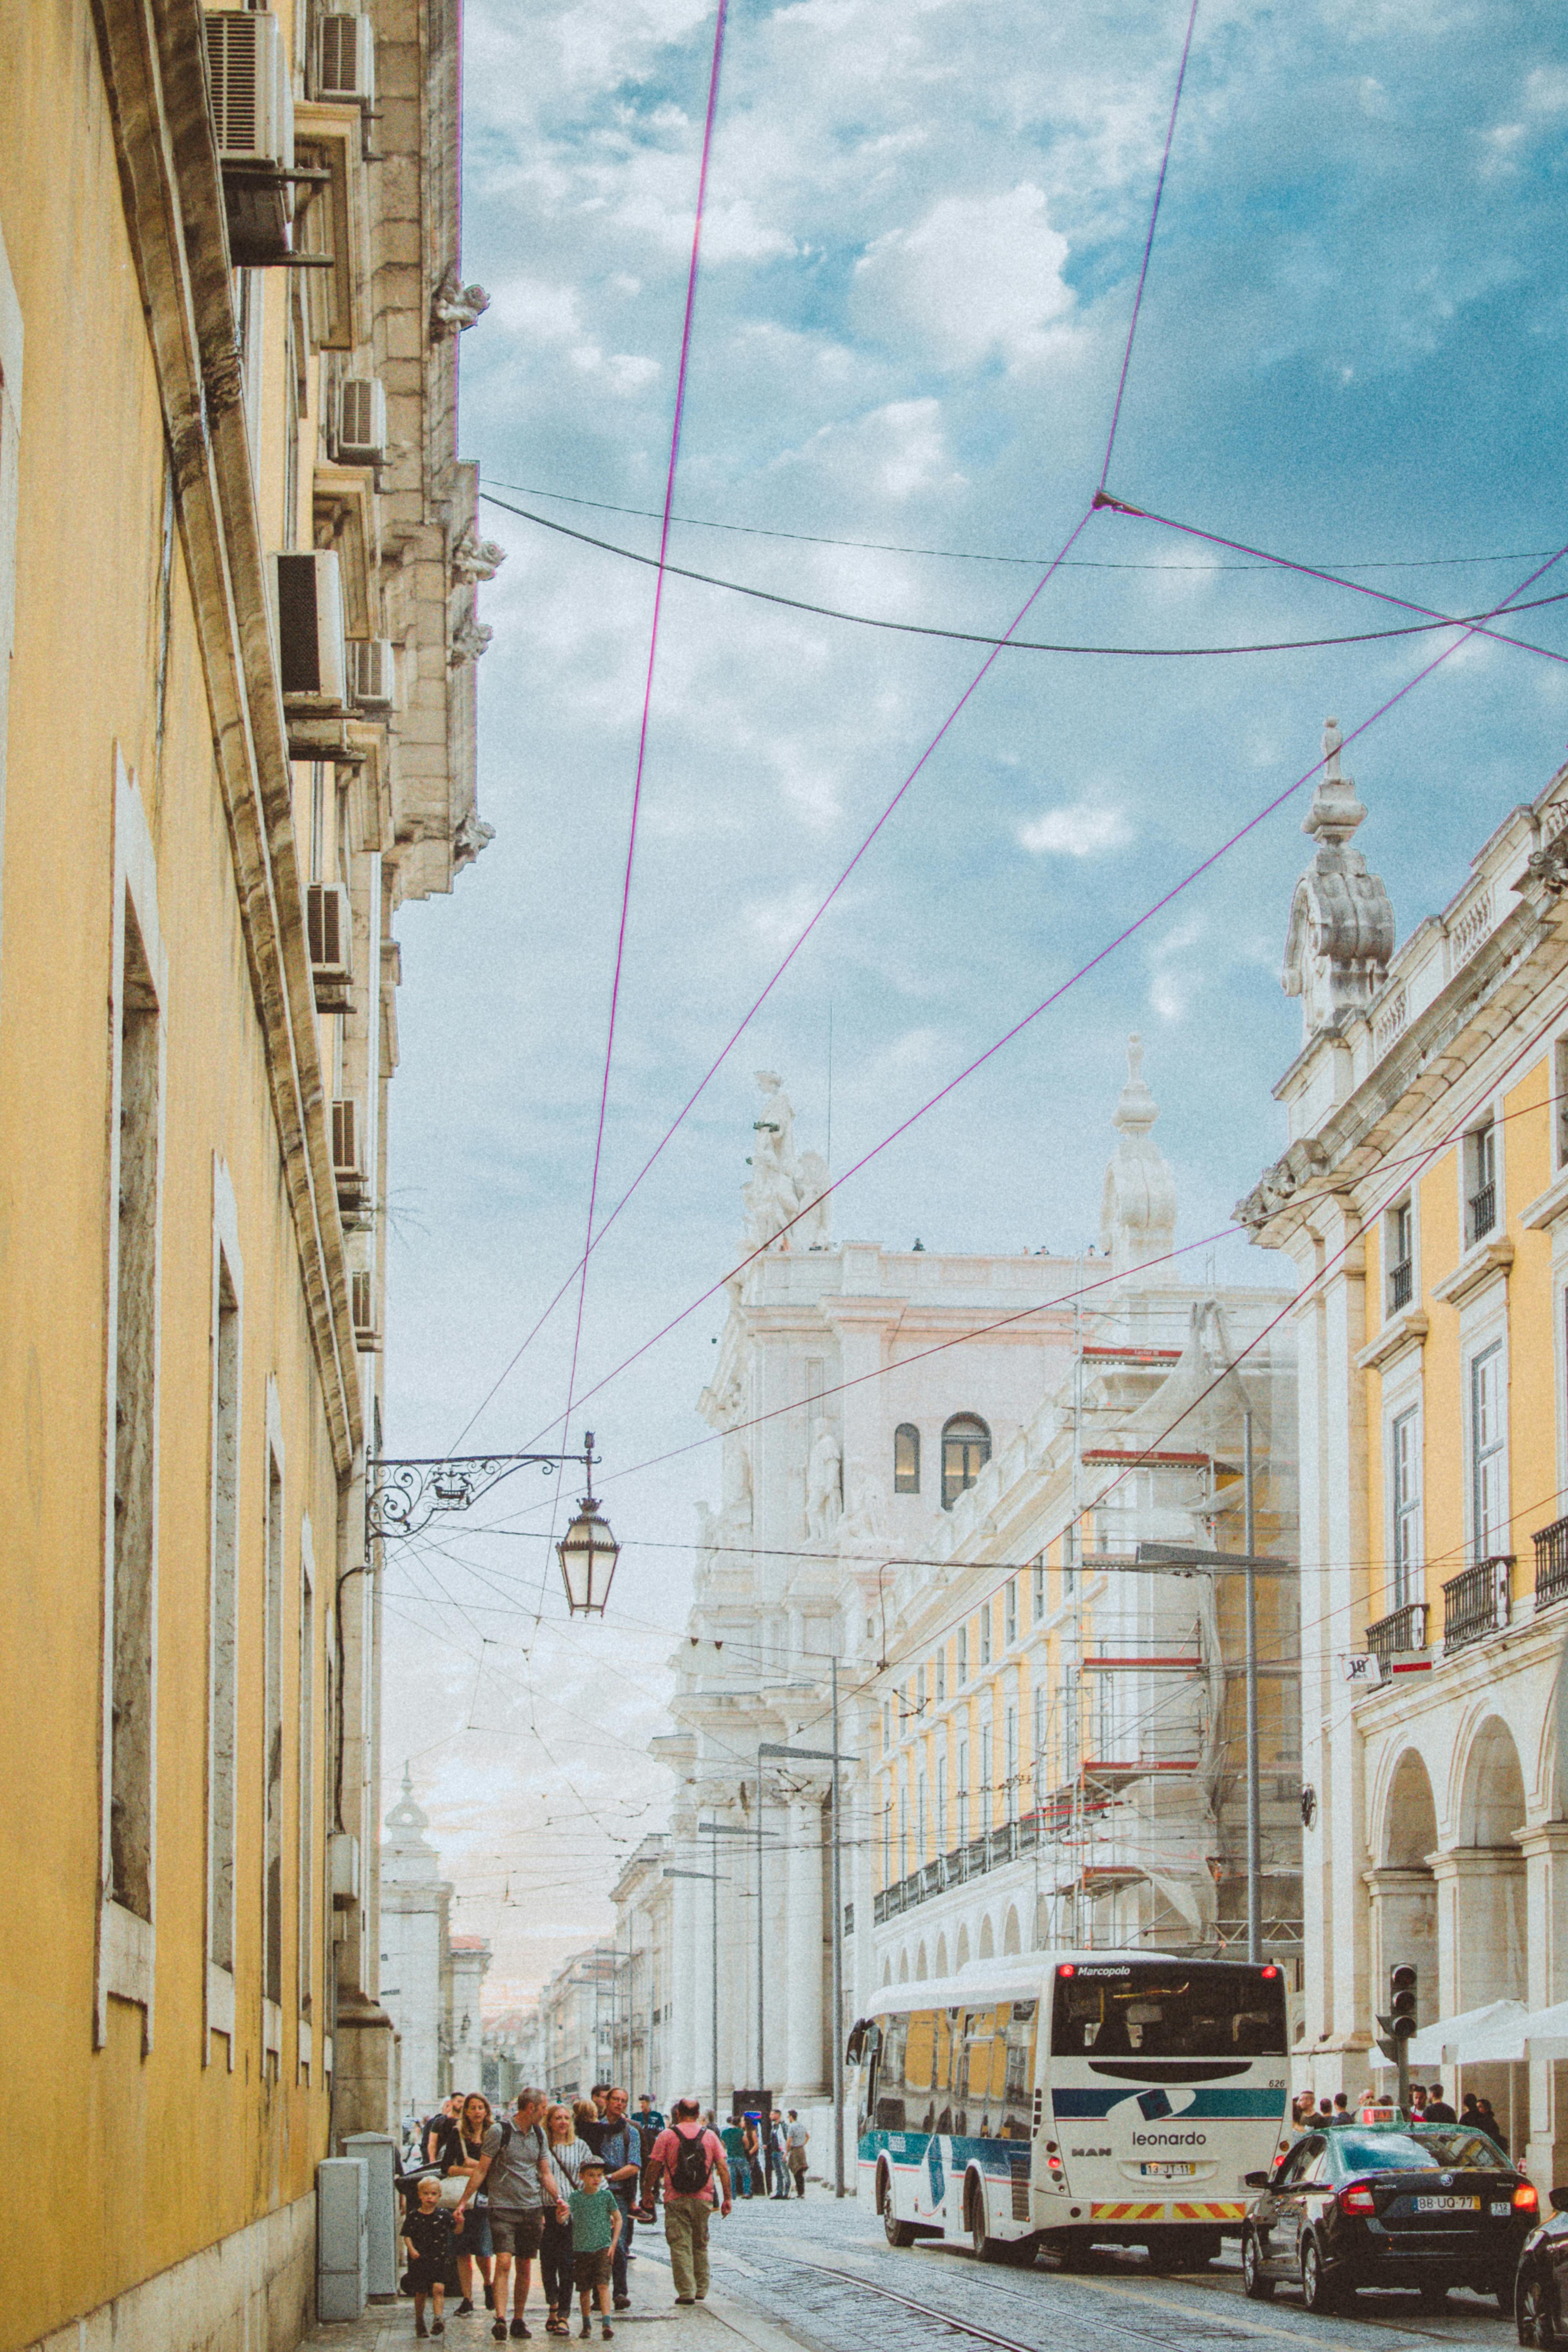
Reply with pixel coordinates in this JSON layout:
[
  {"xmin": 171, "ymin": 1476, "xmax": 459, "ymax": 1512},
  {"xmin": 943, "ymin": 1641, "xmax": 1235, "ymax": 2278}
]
[
  {"xmin": 879, "ymin": 2170, "xmax": 916, "ymax": 2248},
  {"xmin": 967, "ymin": 2182, "xmax": 1007, "ymax": 2264}
]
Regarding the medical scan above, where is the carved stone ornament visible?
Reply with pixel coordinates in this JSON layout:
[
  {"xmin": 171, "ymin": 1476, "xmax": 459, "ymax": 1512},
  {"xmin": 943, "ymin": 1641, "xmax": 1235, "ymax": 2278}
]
[
  {"xmin": 452, "ymin": 807, "xmax": 495, "ymax": 869},
  {"xmin": 1519, "ymin": 832, "xmax": 1568, "ymax": 900},
  {"xmin": 805, "ymin": 1422, "xmax": 843, "ymax": 1544},
  {"xmin": 1099, "ymin": 1032, "xmax": 1178, "ymax": 1276},
  {"xmin": 449, "ymin": 611, "xmax": 494, "ymax": 666},
  {"xmin": 430, "ymin": 263, "xmax": 491, "ymax": 339},
  {"xmin": 1234, "ymin": 1135, "xmax": 1330, "ymax": 1233},
  {"xmin": 1281, "ymin": 717, "xmax": 1395, "ymax": 1044},
  {"xmin": 451, "ymin": 524, "xmax": 507, "ymax": 583}
]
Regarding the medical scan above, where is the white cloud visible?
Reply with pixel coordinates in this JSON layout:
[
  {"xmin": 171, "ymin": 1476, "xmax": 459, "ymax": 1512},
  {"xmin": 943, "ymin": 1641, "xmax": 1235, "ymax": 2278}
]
[
  {"xmin": 1018, "ymin": 801, "xmax": 1133, "ymax": 858},
  {"xmin": 851, "ymin": 184, "xmax": 1074, "ymax": 370}
]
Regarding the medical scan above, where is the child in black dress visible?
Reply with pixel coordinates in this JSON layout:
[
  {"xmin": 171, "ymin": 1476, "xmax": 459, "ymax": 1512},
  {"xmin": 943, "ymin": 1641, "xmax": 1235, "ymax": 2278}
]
[{"xmin": 402, "ymin": 2174, "xmax": 458, "ymax": 2337}]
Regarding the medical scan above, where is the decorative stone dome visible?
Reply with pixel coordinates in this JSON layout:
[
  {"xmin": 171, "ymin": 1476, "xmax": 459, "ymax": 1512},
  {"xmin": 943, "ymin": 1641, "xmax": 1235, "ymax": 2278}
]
[{"xmin": 1282, "ymin": 718, "xmax": 1394, "ymax": 1043}]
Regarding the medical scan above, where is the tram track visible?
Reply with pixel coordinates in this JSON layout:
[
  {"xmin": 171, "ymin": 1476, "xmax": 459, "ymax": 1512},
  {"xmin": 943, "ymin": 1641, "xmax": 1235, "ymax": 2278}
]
[{"xmin": 707, "ymin": 2231, "xmax": 1499, "ymax": 2352}]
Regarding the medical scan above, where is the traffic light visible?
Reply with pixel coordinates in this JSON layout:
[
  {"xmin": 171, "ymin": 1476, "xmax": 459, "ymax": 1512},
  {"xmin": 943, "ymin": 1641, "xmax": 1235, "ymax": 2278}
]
[{"xmin": 1376, "ymin": 1963, "xmax": 1418, "ymax": 2059}]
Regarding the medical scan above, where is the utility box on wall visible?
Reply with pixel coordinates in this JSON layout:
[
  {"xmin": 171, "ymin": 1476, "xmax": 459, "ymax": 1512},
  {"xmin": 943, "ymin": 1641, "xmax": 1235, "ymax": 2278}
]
[
  {"xmin": 342, "ymin": 2131, "xmax": 400, "ymax": 2300},
  {"xmin": 317, "ymin": 2156, "xmax": 368, "ymax": 2321}
]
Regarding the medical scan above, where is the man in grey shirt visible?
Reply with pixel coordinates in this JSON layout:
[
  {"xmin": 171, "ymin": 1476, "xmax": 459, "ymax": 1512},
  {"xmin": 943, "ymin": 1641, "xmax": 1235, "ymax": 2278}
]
[{"xmin": 456, "ymin": 2087, "xmax": 566, "ymax": 2341}]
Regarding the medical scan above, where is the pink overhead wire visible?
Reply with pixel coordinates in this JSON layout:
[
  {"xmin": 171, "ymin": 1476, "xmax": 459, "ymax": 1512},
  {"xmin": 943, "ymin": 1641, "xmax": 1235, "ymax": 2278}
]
[
  {"xmin": 534, "ymin": 0, "xmax": 733, "ymax": 1477},
  {"xmin": 1098, "ymin": 0, "xmax": 1202, "ymax": 493}
]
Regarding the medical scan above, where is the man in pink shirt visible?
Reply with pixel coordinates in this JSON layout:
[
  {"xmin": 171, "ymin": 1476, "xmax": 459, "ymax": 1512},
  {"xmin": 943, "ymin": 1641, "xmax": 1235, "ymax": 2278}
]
[{"xmin": 648, "ymin": 2097, "xmax": 731, "ymax": 2306}]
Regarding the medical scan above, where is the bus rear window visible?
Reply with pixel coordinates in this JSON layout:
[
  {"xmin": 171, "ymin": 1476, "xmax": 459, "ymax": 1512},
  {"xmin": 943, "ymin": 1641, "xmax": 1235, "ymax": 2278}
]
[{"xmin": 1051, "ymin": 1964, "xmax": 1286, "ymax": 2059}]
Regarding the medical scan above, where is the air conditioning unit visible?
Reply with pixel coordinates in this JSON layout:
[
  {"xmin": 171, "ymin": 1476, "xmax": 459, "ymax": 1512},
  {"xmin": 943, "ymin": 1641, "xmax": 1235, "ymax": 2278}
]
[
  {"xmin": 332, "ymin": 1097, "xmax": 366, "ymax": 1207},
  {"xmin": 348, "ymin": 638, "xmax": 395, "ymax": 713},
  {"xmin": 334, "ymin": 376, "xmax": 387, "ymax": 468},
  {"xmin": 272, "ymin": 550, "xmax": 347, "ymax": 707},
  {"xmin": 350, "ymin": 1270, "xmax": 381, "ymax": 1350},
  {"xmin": 316, "ymin": 10, "xmax": 376, "ymax": 105},
  {"xmin": 205, "ymin": 13, "xmax": 297, "ymax": 267},
  {"xmin": 306, "ymin": 882, "xmax": 354, "ymax": 1011}
]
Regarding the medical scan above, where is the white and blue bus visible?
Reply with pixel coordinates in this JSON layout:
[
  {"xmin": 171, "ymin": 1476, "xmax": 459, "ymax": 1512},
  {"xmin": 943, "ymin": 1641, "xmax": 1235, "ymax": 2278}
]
[{"xmin": 847, "ymin": 1951, "xmax": 1290, "ymax": 2269}]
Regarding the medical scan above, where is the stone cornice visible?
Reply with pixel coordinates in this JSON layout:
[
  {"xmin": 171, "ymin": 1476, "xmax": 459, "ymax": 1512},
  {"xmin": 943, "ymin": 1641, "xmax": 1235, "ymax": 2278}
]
[
  {"xmin": 1429, "ymin": 1237, "xmax": 1514, "ymax": 1308},
  {"xmin": 1356, "ymin": 1308, "xmax": 1429, "ymax": 1373},
  {"xmin": 90, "ymin": 0, "xmax": 360, "ymax": 1474},
  {"xmin": 1521, "ymin": 1165, "xmax": 1568, "ymax": 1232}
]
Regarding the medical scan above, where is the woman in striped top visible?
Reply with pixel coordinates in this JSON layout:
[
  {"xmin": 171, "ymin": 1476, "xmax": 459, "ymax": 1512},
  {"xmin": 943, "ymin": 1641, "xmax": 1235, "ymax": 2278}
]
[{"xmin": 543, "ymin": 2107, "xmax": 597, "ymax": 2334}]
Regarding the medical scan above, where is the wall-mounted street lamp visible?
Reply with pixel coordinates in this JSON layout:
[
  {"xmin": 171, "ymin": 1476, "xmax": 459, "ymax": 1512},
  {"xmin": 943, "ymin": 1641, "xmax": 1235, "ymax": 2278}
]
[{"xmin": 367, "ymin": 1432, "xmax": 621, "ymax": 1618}]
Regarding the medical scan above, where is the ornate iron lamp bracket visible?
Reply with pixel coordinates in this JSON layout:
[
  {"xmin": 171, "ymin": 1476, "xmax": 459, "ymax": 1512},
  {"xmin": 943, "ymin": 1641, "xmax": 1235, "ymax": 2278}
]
[{"xmin": 366, "ymin": 1437, "xmax": 596, "ymax": 1543}]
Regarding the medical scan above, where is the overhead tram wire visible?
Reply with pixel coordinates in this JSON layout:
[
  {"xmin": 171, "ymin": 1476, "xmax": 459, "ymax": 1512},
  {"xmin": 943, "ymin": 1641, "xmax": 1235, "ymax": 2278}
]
[
  {"xmin": 478, "ymin": 490, "xmax": 1568, "ymax": 661},
  {"xmin": 451, "ymin": 5, "xmax": 1225, "ymax": 1455},
  {"xmin": 480, "ymin": 474, "xmax": 1557, "ymax": 577},
  {"xmin": 534, "ymin": 0, "xmax": 734, "ymax": 1522},
  {"xmin": 503, "ymin": 540, "xmax": 1568, "ymax": 1466}
]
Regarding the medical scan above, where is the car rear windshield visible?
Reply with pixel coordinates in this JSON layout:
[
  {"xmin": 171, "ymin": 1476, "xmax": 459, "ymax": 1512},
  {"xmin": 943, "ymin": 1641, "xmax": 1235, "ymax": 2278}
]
[{"xmin": 1337, "ymin": 2131, "xmax": 1507, "ymax": 2172}]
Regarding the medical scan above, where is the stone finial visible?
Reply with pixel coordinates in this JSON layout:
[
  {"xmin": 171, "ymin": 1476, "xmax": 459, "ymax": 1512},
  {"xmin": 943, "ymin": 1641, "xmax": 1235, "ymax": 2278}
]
[
  {"xmin": 1100, "ymin": 1032, "xmax": 1177, "ymax": 1276},
  {"xmin": 1283, "ymin": 714, "xmax": 1394, "ymax": 1042}
]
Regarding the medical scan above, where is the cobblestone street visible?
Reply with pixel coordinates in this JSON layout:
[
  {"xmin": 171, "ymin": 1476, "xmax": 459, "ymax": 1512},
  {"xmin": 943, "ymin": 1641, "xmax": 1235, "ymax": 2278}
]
[{"xmin": 304, "ymin": 2192, "xmax": 1527, "ymax": 2352}]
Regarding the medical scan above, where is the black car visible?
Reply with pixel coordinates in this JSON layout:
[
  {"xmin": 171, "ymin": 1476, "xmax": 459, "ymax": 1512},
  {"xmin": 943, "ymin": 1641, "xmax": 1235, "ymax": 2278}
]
[
  {"xmin": 1513, "ymin": 2185, "xmax": 1568, "ymax": 2341},
  {"xmin": 1240, "ymin": 2124, "xmax": 1538, "ymax": 2312}
]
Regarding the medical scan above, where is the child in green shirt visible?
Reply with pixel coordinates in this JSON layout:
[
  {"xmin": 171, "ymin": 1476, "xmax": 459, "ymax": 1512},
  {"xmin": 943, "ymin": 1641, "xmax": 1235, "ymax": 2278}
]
[{"xmin": 568, "ymin": 2156, "xmax": 621, "ymax": 2340}]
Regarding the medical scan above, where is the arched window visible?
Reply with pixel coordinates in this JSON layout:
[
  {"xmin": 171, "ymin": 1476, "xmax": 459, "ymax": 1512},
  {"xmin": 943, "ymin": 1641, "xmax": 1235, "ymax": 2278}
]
[
  {"xmin": 893, "ymin": 1422, "xmax": 920, "ymax": 1493},
  {"xmin": 942, "ymin": 1414, "xmax": 991, "ymax": 1508}
]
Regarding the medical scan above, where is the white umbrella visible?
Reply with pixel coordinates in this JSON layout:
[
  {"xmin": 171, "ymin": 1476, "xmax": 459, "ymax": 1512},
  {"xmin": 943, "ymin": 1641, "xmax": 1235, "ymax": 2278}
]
[
  {"xmin": 1403, "ymin": 1998, "xmax": 1529, "ymax": 2067},
  {"xmin": 1520, "ymin": 1999, "xmax": 1568, "ymax": 2062}
]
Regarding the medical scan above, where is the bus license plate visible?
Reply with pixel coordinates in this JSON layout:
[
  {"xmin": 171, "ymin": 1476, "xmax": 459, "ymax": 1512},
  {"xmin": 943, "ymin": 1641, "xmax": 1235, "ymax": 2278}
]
[
  {"xmin": 1141, "ymin": 2162, "xmax": 1196, "ymax": 2179},
  {"xmin": 1416, "ymin": 2196, "xmax": 1478, "ymax": 2212}
]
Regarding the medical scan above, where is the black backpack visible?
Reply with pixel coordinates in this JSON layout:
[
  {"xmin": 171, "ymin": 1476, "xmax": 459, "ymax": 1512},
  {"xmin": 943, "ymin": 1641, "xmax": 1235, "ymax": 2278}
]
[{"xmin": 670, "ymin": 2127, "xmax": 712, "ymax": 2196}]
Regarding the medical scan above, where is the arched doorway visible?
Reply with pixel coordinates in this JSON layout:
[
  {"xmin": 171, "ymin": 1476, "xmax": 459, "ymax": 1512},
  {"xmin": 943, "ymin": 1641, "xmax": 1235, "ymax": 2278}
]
[
  {"xmin": 898, "ymin": 1947, "xmax": 910, "ymax": 1983},
  {"xmin": 978, "ymin": 1915, "xmax": 995, "ymax": 1960},
  {"xmin": 882, "ymin": 1958, "xmax": 892, "ymax": 1986},
  {"xmin": 1453, "ymin": 1717, "xmax": 1527, "ymax": 2007},
  {"xmin": 935, "ymin": 1932, "xmax": 949, "ymax": 1977},
  {"xmin": 955, "ymin": 1924, "xmax": 971, "ymax": 1970},
  {"xmin": 915, "ymin": 1941, "xmax": 928, "ymax": 1980},
  {"xmin": 1003, "ymin": 1904, "xmax": 1021, "ymax": 1955},
  {"xmin": 1371, "ymin": 1747, "xmax": 1439, "ymax": 2008}
]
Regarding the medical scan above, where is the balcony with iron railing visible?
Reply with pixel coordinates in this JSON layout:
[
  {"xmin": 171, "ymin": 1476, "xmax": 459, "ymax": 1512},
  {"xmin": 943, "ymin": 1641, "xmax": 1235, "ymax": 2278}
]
[
  {"xmin": 1442, "ymin": 1555, "xmax": 1514, "ymax": 1655},
  {"xmin": 1388, "ymin": 1258, "xmax": 1414, "ymax": 1312},
  {"xmin": 1535, "ymin": 1516, "xmax": 1568, "ymax": 1613},
  {"xmin": 1467, "ymin": 1182, "xmax": 1497, "ymax": 1245},
  {"xmin": 1365, "ymin": 1599, "xmax": 1428, "ymax": 1673}
]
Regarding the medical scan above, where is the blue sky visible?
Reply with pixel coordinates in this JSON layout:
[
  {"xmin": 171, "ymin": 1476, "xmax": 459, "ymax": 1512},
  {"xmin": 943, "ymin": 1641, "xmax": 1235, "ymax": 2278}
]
[{"xmin": 380, "ymin": 0, "xmax": 1568, "ymax": 1998}]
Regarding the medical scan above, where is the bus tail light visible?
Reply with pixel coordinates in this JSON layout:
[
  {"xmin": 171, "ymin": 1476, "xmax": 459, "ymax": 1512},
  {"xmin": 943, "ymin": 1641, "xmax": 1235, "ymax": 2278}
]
[
  {"xmin": 1338, "ymin": 2184, "xmax": 1376, "ymax": 2218},
  {"xmin": 1515, "ymin": 2183, "xmax": 1539, "ymax": 2213}
]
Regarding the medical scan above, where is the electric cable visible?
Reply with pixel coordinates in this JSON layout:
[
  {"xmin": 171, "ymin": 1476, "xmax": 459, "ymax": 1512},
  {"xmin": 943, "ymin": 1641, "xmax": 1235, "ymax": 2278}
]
[
  {"xmin": 479, "ymin": 475, "xmax": 1558, "ymax": 577},
  {"xmin": 506, "ymin": 547, "xmax": 1568, "ymax": 1470},
  {"xmin": 1094, "ymin": 490, "xmax": 1568, "ymax": 668},
  {"xmin": 479, "ymin": 489, "xmax": 1568, "ymax": 659}
]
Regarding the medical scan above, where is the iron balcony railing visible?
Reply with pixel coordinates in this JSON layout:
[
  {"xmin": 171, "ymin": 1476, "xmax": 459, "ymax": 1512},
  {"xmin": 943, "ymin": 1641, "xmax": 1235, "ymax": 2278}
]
[
  {"xmin": 1365, "ymin": 1599, "xmax": 1428, "ymax": 1673},
  {"xmin": 1535, "ymin": 1516, "xmax": 1568, "ymax": 1613},
  {"xmin": 1442, "ymin": 1555, "xmax": 1514, "ymax": 1655},
  {"xmin": 1468, "ymin": 1182, "xmax": 1497, "ymax": 1244},
  {"xmin": 1388, "ymin": 1259, "xmax": 1414, "ymax": 1312}
]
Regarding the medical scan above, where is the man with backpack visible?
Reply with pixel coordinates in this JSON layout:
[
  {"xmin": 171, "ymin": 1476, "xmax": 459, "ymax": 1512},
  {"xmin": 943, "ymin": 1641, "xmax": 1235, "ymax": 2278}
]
[
  {"xmin": 648, "ymin": 2096, "xmax": 731, "ymax": 2306},
  {"xmin": 454, "ymin": 2087, "xmax": 568, "ymax": 2341}
]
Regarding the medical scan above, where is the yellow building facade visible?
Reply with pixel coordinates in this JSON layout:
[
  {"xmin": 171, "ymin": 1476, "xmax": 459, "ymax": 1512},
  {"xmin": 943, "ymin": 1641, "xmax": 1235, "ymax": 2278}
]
[
  {"xmin": 1242, "ymin": 733, "xmax": 1568, "ymax": 2181},
  {"xmin": 0, "ymin": 0, "xmax": 491, "ymax": 2342},
  {"xmin": 869, "ymin": 1056, "xmax": 1301, "ymax": 1999}
]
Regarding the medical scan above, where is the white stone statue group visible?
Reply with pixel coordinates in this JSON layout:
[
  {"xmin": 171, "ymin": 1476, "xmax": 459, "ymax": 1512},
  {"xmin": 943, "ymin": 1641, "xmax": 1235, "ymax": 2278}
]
[{"xmin": 742, "ymin": 1072, "xmax": 831, "ymax": 1254}]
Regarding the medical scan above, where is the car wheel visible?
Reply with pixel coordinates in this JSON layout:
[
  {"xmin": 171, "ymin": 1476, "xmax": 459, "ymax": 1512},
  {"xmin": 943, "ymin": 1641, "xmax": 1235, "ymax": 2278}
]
[
  {"xmin": 1243, "ymin": 2232, "xmax": 1276, "ymax": 2302},
  {"xmin": 1301, "ymin": 2236, "xmax": 1340, "ymax": 2314},
  {"xmin": 1518, "ymin": 2273, "xmax": 1558, "ymax": 2347}
]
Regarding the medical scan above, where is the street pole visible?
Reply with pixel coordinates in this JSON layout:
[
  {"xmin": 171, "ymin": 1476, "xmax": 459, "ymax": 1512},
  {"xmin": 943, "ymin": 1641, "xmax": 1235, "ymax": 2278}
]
[
  {"xmin": 831, "ymin": 1659, "xmax": 846, "ymax": 2198},
  {"xmin": 1244, "ymin": 1408, "xmax": 1261, "ymax": 1965},
  {"xmin": 757, "ymin": 1757, "xmax": 765, "ymax": 2098}
]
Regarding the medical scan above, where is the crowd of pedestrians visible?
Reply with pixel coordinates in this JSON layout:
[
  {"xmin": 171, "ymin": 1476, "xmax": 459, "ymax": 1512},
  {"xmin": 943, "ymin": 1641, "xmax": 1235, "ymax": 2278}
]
[
  {"xmin": 401, "ymin": 2085, "xmax": 812, "ymax": 2336},
  {"xmin": 1285, "ymin": 2080, "xmax": 1500, "ymax": 2140}
]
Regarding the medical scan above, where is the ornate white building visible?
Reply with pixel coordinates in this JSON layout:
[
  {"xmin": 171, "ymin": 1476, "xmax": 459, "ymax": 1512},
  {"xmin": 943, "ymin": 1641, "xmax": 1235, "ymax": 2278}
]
[{"xmin": 622, "ymin": 1051, "xmax": 1300, "ymax": 2165}]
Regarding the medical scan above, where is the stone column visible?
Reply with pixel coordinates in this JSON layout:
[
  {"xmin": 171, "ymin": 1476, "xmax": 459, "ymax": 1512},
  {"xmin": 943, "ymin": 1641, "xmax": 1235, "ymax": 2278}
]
[
  {"xmin": 1430, "ymin": 1844, "xmax": 1530, "ymax": 2152},
  {"xmin": 1363, "ymin": 1866, "xmax": 1437, "ymax": 2045},
  {"xmin": 1319, "ymin": 1218, "xmax": 1374, "ymax": 2084},
  {"xmin": 1519, "ymin": 1824, "xmax": 1568, "ymax": 2187},
  {"xmin": 784, "ymin": 1788, "xmax": 827, "ymax": 2097}
]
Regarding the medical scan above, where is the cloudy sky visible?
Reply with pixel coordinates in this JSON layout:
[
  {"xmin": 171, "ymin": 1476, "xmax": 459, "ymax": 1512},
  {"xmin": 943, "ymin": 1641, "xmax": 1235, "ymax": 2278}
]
[{"xmin": 380, "ymin": 0, "xmax": 1568, "ymax": 2004}]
